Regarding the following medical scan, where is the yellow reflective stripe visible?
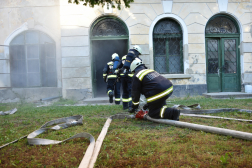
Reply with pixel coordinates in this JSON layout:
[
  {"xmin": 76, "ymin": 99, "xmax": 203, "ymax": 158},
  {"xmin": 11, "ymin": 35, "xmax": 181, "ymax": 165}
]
[
  {"xmin": 107, "ymin": 90, "xmax": 112, "ymax": 95},
  {"xmin": 115, "ymin": 98, "xmax": 121, "ymax": 101},
  {"xmin": 120, "ymin": 74, "xmax": 125, "ymax": 76},
  {"xmin": 138, "ymin": 70, "xmax": 154, "ymax": 81},
  {"xmin": 103, "ymin": 74, "xmax": 107, "ymax": 77},
  {"xmin": 107, "ymin": 75, "xmax": 117, "ymax": 78},
  {"xmin": 122, "ymin": 56, "xmax": 127, "ymax": 60},
  {"xmin": 122, "ymin": 98, "xmax": 128, "ymax": 102},
  {"xmin": 147, "ymin": 86, "xmax": 173, "ymax": 103},
  {"xmin": 132, "ymin": 101, "xmax": 139, "ymax": 105},
  {"xmin": 122, "ymin": 97, "xmax": 132, "ymax": 102},
  {"xmin": 107, "ymin": 61, "xmax": 113, "ymax": 65},
  {"xmin": 128, "ymin": 74, "xmax": 134, "ymax": 77},
  {"xmin": 160, "ymin": 105, "xmax": 167, "ymax": 118},
  {"xmin": 136, "ymin": 69, "xmax": 146, "ymax": 78}
]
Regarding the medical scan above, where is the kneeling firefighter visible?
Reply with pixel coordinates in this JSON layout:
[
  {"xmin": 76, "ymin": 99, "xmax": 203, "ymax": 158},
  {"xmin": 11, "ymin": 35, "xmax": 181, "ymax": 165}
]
[
  {"xmin": 129, "ymin": 58, "xmax": 180, "ymax": 120},
  {"xmin": 103, "ymin": 53, "xmax": 121, "ymax": 104},
  {"xmin": 116, "ymin": 55, "xmax": 134, "ymax": 110}
]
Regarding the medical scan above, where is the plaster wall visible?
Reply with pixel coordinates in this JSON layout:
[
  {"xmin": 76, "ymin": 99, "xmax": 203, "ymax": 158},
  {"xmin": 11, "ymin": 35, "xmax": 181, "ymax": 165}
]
[{"xmin": 60, "ymin": 0, "xmax": 252, "ymax": 98}]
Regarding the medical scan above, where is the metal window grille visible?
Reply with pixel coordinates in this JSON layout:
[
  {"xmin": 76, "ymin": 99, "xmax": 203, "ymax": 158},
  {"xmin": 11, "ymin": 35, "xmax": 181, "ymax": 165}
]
[
  {"xmin": 206, "ymin": 16, "xmax": 238, "ymax": 34},
  {"xmin": 153, "ymin": 19, "xmax": 183, "ymax": 74},
  {"xmin": 9, "ymin": 31, "xmax": 57, "ymax": 88},
  {"xmin": 92, "ymin": 18, "xmax": 128, "ymax": 37},
  {"xmin": 207, "ymin": 39, "xmax": 219, "ymax": 74}
]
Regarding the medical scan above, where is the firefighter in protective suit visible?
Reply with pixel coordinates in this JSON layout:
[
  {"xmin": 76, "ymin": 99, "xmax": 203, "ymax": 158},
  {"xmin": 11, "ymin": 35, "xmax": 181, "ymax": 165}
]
[
  {"xmin": 103, "ymin": 53, "xmax": 121, "ymax": 104},
  {"xmin": 116, "ymin": 55, "xmax": 134, "ymax": 110},
  {"xmin": 129, "ymin": 58, "xmax": 180, "ymax": 120},
  {"xmin": 123, "ymin": 45, "xmax": 142, "ymax": 71}
]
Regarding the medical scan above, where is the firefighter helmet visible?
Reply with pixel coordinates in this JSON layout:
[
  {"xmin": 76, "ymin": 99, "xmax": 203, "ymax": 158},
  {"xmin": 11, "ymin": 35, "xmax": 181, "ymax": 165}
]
[
  {"xmin": 132, "ymin": 45, "xmax": 142, "ymax": 55},
  {"xmin": 130, "ymin": 58, "xmax": 143, "ymax": 72},
  {"xmin": 112, "ymin": 53, "xmax": 119, "ymax": 60}
]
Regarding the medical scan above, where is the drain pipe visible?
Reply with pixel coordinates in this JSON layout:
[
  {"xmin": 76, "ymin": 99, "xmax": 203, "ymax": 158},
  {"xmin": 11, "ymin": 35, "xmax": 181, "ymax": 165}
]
[
  {"xmin": 146, "ymin": 116, "xmax": 252, "ymax": 141},
  {"xmin": 40, "ymin": 96, "xmax": 62, "ymax": 101}
]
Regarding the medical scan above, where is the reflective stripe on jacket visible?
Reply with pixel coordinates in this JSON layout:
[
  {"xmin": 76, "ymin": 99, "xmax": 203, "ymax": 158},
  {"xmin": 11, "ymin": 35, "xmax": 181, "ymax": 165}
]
[{"xmin": 131, "ymin": 66, "xmax": 173, "ymax": 109}]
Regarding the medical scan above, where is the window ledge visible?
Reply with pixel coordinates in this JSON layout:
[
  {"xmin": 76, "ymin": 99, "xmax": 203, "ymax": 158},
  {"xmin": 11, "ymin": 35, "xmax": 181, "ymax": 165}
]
[{"xmin": 161, "ymin": 74, "xmax": 192, "ymax": 79}]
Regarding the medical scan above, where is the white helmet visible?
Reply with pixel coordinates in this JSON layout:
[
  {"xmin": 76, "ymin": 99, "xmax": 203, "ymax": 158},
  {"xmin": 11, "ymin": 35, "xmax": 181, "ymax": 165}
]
[
  {"xmin": 130, "ymin": 58, "xmax": 143, "ymax": 72},
  {"xmin": 133, "ymin": 45, "xmax": 142, "ymax": 55},
  {"xmin": 112, "ymin": 53, "xmax": 119, "ymax": 60}
]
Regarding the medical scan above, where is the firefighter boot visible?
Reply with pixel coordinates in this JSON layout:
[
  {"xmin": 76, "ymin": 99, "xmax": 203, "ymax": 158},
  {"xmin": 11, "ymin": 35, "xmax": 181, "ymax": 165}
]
[
  {"xmin": 109, "ymin": 92, "xmax": 114, "ymax": 103},
  {"xmin": 123, "ymin": 102, "xmax": 128, "ymax": 110},
  {"xmin": 172, "ymin": 108, "xmax": 180, "ymax": 121}
]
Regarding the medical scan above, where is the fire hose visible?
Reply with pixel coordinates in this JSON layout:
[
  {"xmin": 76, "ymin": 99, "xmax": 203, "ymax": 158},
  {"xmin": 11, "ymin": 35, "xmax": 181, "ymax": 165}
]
[{"xmin": 0, "ymin": 106, "xmax": 252, "ymax": 168}]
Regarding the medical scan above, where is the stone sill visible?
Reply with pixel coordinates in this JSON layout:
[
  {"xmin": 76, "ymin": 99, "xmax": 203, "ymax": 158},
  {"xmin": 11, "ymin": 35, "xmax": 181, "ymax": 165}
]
[{"xmin": 161, "ymin": 74, "xmax": 192, "ymax": 79}]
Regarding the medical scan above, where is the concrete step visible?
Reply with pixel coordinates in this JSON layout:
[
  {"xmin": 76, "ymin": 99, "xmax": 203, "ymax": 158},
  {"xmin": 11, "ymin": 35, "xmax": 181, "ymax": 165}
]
[
  {"xmin": 202, "ymin": 92, "xmax": 252, "ymax": 99},
  {"xmin": 81, "ymin": 97, "xmax": 112, "ymax": 105}
]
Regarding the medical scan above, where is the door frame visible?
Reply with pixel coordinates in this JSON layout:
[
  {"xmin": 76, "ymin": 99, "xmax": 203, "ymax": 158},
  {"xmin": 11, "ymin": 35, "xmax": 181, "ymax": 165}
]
[
  {"xmin": 90, "ymin": 16, "xmax": 129, "ymax": 97},
  {"xmin": 206, "ymin": 34, "xmax": 241, "ymax": 92}
]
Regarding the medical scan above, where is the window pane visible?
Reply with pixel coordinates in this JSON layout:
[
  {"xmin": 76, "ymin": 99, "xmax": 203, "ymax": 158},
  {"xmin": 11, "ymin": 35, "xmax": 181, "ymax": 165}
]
[
  {"xmin": 46, "ymin": 58, "xmax": 56, "ymax": 72},
  {"xmin": 11, "ymin": 60, "xmax": 26, "ymax": 73},
  {"xmin": 224, "ymin": 39, "xmax": 237, "ymax": 73},
  {"xmin": 169, "ymin": 56, "xmax": 181, "ymax": 73},
  {"xmin": 206, "ymin": 17, "xmax": 238, "ymax": 34},
  {"xmin": 154, "ymin": 56, "xmax": 167, "ymax": 74},
  {"xmin": 28, "ymin": 60, "xmax": 40, "ymax": 73},
  {"xmin": 26, "ymin": 31, "xmax": 39, "ymax": 44},
  {"xmin": 154, "ymin": 38, "xmax": 166, "ymax": 56},
  {"xmin": 11, "ymin": 73, "xmax": 27, "ymax": 87},
  {"xmin": 42, "ymin": 72, "xmax": 57, "ymax": 87},
  {"xmin": 10, "ymin": 45, "xmax": 25, "ymax": 60},
  {"xmin": 27, "ymin": 73, "xmax": 40, "ymax": 87},
  {"xmin": 46, "ymin": 44, "xmax": 55, "ymax": 58},
  {"xmin": 10, "ymin": 34, "xmax": 25, "ymax": 45},
  {"xmin": 207, "ymin": 39, "xmax": 219, "ymax": 74},
  {"xmin": 27, "ymin": 45, "xmax": 39, "ymax": 59}
]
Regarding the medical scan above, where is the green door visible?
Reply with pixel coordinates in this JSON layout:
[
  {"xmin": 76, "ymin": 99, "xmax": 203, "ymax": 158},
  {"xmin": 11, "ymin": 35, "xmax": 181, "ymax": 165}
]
[{"xmin": 206, "ymin": 38, "xmax": 240, "ymax": 92}]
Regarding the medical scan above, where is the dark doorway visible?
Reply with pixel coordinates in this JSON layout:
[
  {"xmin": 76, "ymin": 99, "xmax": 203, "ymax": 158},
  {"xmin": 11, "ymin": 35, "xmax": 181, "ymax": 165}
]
[{"xmin": 92, "ymin": 39, "xmax": 128, "ymax": 97}]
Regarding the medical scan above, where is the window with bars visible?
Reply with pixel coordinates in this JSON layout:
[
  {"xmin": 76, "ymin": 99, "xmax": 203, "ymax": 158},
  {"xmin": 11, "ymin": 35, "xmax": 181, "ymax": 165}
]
[
  {"xmin": 10, "ymin": 31, "xmax": 57, "ymax": 87},
  {"xmin": 153, "ymin": 19, "xmax": 183, "ymax": 74}
]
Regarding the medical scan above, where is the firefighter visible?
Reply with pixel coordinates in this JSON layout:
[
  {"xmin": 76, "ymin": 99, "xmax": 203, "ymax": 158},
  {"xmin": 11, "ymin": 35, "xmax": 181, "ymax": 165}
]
[
  {"xmin": 123, "ymin": 45, "xmax": 142, "ymax": 72},
  {"xmin": 103, "ymin": 53, "xmax": 121, "ymax": 104},
  {"xmin": 129, "ymin": 58, "xmax": 180, "ymax": 120},
  {"xmin": 116, "ymin": 55, "xmax": 134, "ymax": 110}
]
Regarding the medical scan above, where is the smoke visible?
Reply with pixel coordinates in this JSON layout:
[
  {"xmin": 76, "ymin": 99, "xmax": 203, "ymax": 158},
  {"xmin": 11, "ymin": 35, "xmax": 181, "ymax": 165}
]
[{"xmin": 92, "ymin": 39, "xmax": 128, "ymax": 97}]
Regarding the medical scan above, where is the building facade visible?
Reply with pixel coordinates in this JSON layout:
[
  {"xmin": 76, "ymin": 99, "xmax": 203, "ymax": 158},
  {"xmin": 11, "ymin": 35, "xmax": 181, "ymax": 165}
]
[{"xmin": 0, "ymin": 0, "xmax": 251, "ymax": 102}]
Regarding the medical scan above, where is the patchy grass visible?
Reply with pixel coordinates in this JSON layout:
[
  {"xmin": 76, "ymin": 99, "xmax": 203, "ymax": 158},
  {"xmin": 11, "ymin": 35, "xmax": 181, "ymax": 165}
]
[{"xmin": 0, "ymin": 96, "xmax": 252, "ymax": 168}]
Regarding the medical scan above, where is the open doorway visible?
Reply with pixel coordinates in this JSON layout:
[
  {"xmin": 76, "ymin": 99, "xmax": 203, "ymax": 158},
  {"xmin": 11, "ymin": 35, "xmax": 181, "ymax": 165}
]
[{"xmin": 92, "ymin": 39, "xmax": 128, "ymax": 97}]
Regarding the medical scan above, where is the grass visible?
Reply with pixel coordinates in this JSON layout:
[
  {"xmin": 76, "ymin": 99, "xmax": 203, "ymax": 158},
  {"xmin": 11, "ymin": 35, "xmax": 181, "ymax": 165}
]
[{"xmin": 0, "ymin": 96, "xmax": 252, "ymax": 167}]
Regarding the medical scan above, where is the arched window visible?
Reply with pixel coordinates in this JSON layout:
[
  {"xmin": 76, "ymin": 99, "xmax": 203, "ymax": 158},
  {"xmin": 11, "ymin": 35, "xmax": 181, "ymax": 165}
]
[
  {"xmin": 10, "ymin": 31, "xmax": 57, "ymax": 87},
  {"xmin": 153, "ymin": 19, "xmax": 183, "ymax": 74},
  {"xmin": 91, "ymin": 18, "xmax": 128, "ymax": 37}
]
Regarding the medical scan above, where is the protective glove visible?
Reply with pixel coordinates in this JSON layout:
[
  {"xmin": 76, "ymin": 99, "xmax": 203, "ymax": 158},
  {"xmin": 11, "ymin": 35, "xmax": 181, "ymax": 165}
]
[
  {"xmin": 143, "ymin": 103, "xmax": 149, "ymax": 110},
  {"xmin": 103, "ymin": 76, "xmax": 107, "ymax": 83},
  {"xmin": 123, "ymin": 68, "xmax": 129, "ymax": 75}
]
